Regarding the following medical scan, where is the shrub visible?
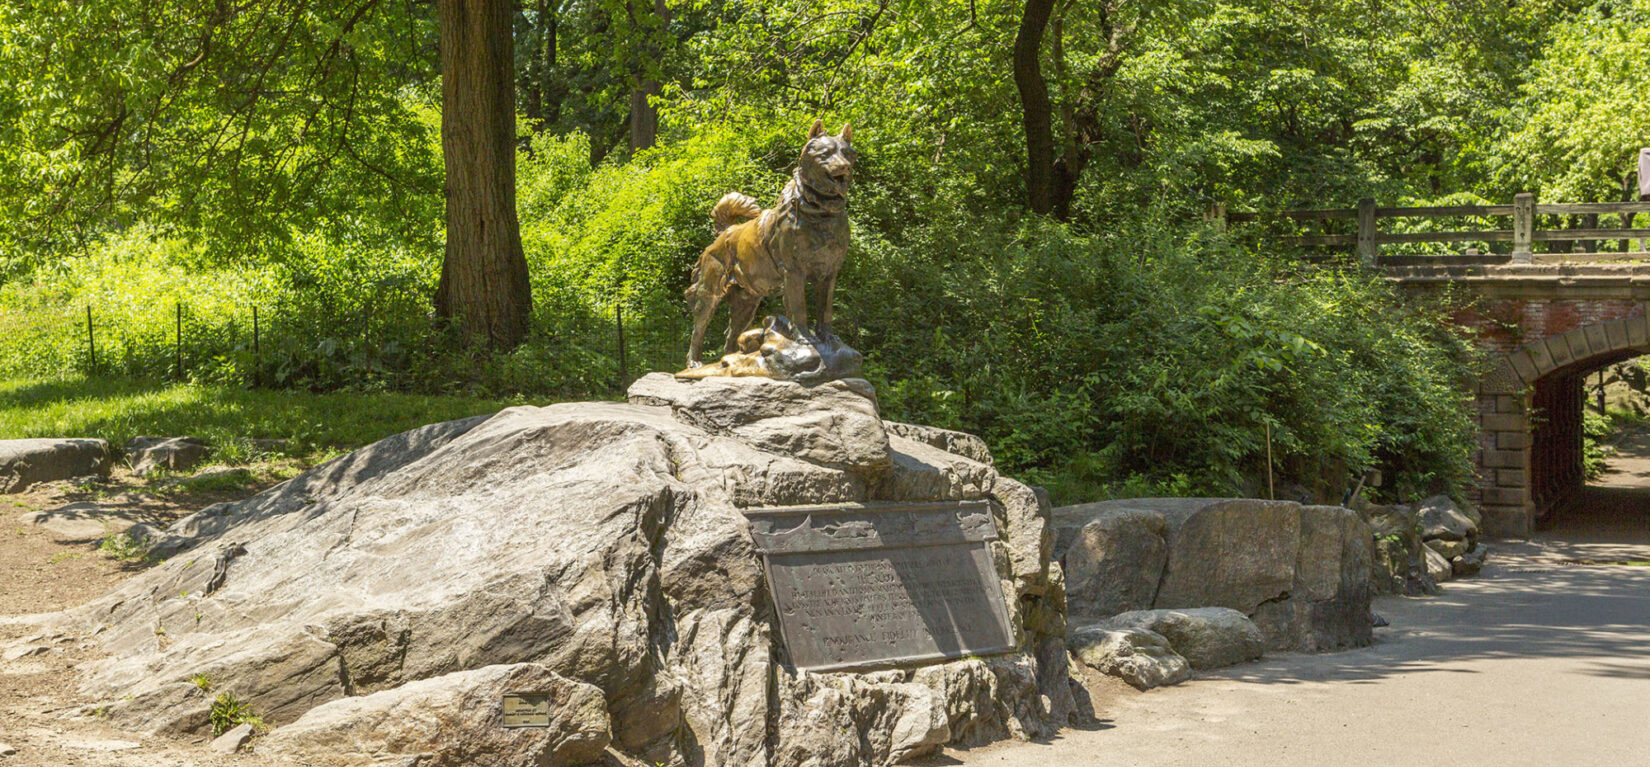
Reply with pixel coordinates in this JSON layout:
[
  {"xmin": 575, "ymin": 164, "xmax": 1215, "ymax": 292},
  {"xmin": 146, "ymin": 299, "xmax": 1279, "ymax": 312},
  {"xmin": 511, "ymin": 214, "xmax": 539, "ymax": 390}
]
[
  {"xmin": 0, "ymin": 123, "xmax": 1481, "ymax": 504},
  {"xmin": 209, "ymin": 692, "xmax": 264, "ymax": 736}
]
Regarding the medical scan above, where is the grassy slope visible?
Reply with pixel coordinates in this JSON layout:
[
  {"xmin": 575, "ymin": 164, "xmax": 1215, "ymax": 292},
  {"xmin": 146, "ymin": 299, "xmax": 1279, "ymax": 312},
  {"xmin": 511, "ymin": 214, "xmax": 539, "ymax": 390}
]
[{"xmin": 0, "ymin": 377, "xmax": 525, "ymax": 460}]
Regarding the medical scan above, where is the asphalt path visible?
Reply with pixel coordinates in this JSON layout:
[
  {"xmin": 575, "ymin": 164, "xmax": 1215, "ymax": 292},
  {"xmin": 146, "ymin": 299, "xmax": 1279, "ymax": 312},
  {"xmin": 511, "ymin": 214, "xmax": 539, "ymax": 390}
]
[{"xmin": 944, "ymin": 487, "xmax": 1650, "ymax": 767}]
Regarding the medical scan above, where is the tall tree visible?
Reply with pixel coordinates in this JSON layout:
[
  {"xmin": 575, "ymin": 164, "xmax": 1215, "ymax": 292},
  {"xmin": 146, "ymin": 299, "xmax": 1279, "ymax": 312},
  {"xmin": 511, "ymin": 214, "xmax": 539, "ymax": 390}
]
[
  {"xmin": 1015, "ymin": 0, "xmax": 1142, "ymax": 220},
  {"xmin": 435, "ymin": 0, "xmax": 532, "ymax": 348},
  {"xmin": 627, "ymin": 0, "xmax": 671, "ymax": 152},
  {"xmin": 1013, "ymin": 0, "xmax": 1058, "ymax": 217}
]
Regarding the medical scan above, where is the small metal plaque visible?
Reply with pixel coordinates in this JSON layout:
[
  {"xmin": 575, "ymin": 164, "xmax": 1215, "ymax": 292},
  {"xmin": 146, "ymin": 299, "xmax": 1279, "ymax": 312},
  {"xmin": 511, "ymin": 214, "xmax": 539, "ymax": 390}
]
[
  {"xmin": 501, "ymin": 692, "xmax": 554, "ymax": 728},
  {"xmin": 745, "ymin": 501, "xmax": 1016, "ymax": 672}
]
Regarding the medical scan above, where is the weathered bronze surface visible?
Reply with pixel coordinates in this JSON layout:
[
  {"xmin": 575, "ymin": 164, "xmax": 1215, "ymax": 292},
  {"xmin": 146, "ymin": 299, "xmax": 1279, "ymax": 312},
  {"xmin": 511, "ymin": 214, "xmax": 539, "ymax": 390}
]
[
  {"xmin": 674, "ymin": 315, "xmax": 862, "ymax": 383},
  {"xmin": 501, "ymin": 692, "xmax": 554, "ymax": 728},
  {"xmin": 744, "ymin": 501, "xmax": 1017, "ymax": 672},
  {"xmin": 683, "ymin": 120, "xmax": 859, "ymax": 378}
]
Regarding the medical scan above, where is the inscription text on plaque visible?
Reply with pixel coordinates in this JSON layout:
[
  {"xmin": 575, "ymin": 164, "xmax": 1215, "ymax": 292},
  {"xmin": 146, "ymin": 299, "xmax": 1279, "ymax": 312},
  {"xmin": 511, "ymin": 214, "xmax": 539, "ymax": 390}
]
[
  {"xmin": 501, "ymin": 692, "xmax": 553, "ymax": 728},
  {"xmin": 745, "ymin": 500, "xmax": 1015, "ymax": 672}
]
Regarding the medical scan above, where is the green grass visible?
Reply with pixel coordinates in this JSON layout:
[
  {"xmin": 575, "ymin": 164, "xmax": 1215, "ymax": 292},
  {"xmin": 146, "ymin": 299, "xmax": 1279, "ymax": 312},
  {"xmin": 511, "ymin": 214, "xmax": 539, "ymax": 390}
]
[
  {"xmin": 98, "ymin": 532, "xmax": 150, "ymax": 561},
  {"xmin": 0, "ymin": 376, "xmax": 527, "ymax": 460}
]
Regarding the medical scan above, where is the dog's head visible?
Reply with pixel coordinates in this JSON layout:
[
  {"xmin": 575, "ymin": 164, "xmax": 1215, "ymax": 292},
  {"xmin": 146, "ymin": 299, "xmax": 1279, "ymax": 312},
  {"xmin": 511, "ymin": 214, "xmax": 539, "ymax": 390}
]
[{"xmin": 797, "ymin": 120, "xmax": 856, "ymax": 198}]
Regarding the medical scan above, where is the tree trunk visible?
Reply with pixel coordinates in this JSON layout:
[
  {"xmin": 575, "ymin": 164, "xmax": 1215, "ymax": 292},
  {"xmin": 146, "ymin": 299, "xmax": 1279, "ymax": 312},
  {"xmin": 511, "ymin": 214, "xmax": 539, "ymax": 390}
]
[
  {"xmin": 435, "ymin": 0, "xmax": 532, "ymax": 349},
  {"xmin": 629, "ymin": 83, "xmax": 659, "ymax": 152},
  {"xmin": 542, "ymin": 0, "xmax": 560, "ymax": 124},
  {"xmin": 628, "ymin": 0, "xmax": 669, "ymax": 153},
  {"xmin": 523, "ymin": 0, "xmax": 545, "ymax": 126},
  {"xmin": 1013, "ymin": 0, "xmax": 1056, "ymax": 217}
]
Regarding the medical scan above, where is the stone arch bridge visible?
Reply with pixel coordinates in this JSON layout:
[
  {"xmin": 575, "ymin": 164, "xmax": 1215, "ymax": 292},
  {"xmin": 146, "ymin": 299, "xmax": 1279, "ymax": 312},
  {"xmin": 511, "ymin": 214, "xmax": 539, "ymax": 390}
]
[
  {"xmin": 1228, "ymin": 193, "xmax": 1650, "ymax": 538},
  {"xmin": 1393, "ymin": 263, "xmax": 1650, "ymax": 537}
]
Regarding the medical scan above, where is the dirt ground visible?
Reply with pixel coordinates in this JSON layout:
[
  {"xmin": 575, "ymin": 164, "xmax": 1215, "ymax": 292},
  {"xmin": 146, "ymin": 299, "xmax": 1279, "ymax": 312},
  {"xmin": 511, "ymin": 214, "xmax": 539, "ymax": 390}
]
[{"xmin": 0, "ymin": 469, "xmax": 293, "ymax": 766}]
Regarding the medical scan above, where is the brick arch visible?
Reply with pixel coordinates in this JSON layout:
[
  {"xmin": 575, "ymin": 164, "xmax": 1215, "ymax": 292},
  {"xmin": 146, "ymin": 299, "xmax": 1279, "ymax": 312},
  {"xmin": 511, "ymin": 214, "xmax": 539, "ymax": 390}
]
[{"xmin": 1475, "ymin": 315, "xmax": 1650, "ymax": 536}]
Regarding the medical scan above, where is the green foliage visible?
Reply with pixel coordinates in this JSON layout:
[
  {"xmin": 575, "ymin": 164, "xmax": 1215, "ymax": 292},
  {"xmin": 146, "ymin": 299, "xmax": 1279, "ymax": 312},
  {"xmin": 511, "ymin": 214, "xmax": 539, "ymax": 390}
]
[
  {"xmin": 209, "ymin": 692, "xmax": 264, "ymax": 737},
  {"xmin": 1584, "ymin": 408, "xmax": 1612, "ymax": 480},
  {"xmin": 98, "ymin": 532, "xmax": 151, "ymax": 562},
  {"xmin": 190, "ymin": 673, "xmax": 214, "ymax": 692},
  {"xmin": 1494, "ymin": 1, "xmax": 1650, "ymax": 201},
  {"xmin": 12, "ymin": 0, "xmax": 1624, "ymax": 505},
  {"xmin": 848, "ymin": 212, "xmax": 1478, "ymax": 502}
]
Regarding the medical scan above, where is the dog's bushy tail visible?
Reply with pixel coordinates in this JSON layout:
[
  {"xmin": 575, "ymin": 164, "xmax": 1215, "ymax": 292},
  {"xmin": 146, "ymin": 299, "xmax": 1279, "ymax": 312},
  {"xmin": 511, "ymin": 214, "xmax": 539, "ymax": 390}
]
[{"xmin": 711, "ymin": 192, "xmax": 762, "ymax": 233}]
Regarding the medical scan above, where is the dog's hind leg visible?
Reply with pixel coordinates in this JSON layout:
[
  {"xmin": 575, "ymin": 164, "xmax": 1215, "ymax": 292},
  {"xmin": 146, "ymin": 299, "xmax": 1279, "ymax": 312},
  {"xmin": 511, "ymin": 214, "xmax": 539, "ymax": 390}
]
[
  {"xmin": 686, "ymin": 262, "xmax": 724, "ymax": 368},
  {"xmin": 723, "ymin": 289, "xmax": 763, "ymax": 355}
]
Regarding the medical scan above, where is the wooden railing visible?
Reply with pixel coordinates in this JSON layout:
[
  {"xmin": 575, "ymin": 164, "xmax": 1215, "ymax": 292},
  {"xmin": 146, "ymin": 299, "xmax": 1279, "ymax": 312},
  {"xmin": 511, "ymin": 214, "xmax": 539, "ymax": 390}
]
[{"xmin": 1223, "ymin": 194, "xmax": 1650, "ymax": 266}]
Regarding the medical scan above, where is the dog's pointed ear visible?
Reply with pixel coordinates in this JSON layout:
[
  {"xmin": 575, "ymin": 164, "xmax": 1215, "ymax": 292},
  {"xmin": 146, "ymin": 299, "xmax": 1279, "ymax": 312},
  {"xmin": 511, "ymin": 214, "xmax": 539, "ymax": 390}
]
[
  {"xmin": 839, "ymin": 123, "xmax": 852, "ymax": 142},
  {"xmin": 809, "ymin": 119, "xmax": 825, "ymax": 138}
]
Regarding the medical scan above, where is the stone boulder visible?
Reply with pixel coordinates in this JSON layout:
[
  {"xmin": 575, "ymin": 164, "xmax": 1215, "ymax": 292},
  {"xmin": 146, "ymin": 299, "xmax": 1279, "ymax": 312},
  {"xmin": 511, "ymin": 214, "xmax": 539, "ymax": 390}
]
[
  {"xmin": 126, "ymin": 436, "xmax": 210, "ymax": 476},
  {"xmin": 1425, "ymin": 538, "xmax": 1470, "ymax": 560},
  {"xmin": 1095, "ymin": 608, "xmax": 1264, "ymax": 670},
  {"xmin": 0, "ymin": 439, "xmax": 111, "ymax": 493},
  {"xmin": 28, "ymin": 375, "xmax": 1066, "ymax": 767},
  {"xmin": 627, "ymin": 373, "xmax": 890, "ymax": 472},
  {"xmin": 1067, "ymin": 627, "xmax": 1190, "ymax": 690},
  {"xmin": 1453, "ymin": 544, "xmax": 1489, "ymax": 577},
  {"xmin": 1357, "ymin": 502, "xmax": 1438, "ymax": 596},
  {"xmin": 1417, "ymin": 495, "xmax": 1477, "ymax": 543},
  {"xmin": 17, "ymin": 502, "xmax": 153, "ymax": 541},
  {"xmin": 1424, "ymin": 545, "xmax": 1453, "ymax": 583},
  {"xmin": 883, "ymin": 422, "xmax": 993, "ymax": 466},
  {"xmin": 1056, "ymin": 499, "xmax": 1373, "ymax": 652},
  {"xmin": 264, "ymin": 663, "xmax": 610, "ymax": 766},
  {"xmin": 1057, "ymin": 508, "xmax": 1167, "ymax": 623}
]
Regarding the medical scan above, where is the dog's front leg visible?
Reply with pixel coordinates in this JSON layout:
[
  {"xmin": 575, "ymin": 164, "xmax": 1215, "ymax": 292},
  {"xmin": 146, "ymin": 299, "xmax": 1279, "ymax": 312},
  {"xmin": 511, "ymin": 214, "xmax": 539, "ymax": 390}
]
[
  {"xmin": 811, "ymin": 273, "xmax": 837, "ymax": 340},
  {"xmin": 782, "ymin": 271, "xmax": 810, "ymax": 336}
]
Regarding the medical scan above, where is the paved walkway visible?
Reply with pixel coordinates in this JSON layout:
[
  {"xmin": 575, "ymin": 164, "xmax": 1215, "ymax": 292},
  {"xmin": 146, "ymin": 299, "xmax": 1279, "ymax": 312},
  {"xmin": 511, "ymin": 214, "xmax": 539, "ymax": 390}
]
[{"xmin": 948, "ymin": 491, "xmax": 1650, "ymax": 767}]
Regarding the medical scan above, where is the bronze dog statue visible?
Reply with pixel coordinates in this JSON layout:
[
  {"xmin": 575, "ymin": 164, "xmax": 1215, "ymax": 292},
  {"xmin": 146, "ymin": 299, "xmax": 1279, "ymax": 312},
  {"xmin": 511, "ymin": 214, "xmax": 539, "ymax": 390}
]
[{"xmin": 685, "ymin": 120, "xmax": 856, "ymax": 369}]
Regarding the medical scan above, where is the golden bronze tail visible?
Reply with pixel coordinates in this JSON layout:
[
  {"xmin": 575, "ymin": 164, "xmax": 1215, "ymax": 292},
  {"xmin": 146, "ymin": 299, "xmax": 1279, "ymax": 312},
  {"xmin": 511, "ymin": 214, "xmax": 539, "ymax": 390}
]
[{"xmin": 710, "ymin": 192, "xmax": 762, "ymax": 233}]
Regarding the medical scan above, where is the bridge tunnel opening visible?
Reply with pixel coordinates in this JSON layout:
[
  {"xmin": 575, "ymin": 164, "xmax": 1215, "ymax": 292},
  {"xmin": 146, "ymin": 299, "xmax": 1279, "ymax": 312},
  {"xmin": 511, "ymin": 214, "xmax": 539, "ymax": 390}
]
[
  {"xmin": 1473, "ymin": 315, "xmax": 1650, "ymax": 538},
  {"xmin": 1526, "ymin": 351, "xmax": 1641, "ymax": 529}
]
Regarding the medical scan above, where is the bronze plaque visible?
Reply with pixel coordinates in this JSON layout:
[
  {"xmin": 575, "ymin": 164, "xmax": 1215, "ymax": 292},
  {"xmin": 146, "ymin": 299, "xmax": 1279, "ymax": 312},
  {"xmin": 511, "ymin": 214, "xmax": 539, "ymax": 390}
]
[
  {"xmin": 745, "ymin": 501, "xmax": 1016, "ymax": 672},
  {"xmin": 501, "ymin": 692, "xmax": 554, "ymax": 728}
]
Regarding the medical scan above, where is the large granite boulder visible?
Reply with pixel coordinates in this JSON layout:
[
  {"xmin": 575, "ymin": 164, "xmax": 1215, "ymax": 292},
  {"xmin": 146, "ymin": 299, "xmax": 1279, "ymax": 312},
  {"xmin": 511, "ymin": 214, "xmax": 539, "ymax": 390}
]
[
  {"xmin": 0, "ymin": 439, "xmax": 111, "ymax": 492},
  {"xmin": 1059, "ymin": 509, "xmax": 1167, "ymax": 623},
  {"xmin": 1252, "ymin": 505, "xmax": 1374, "ymax": 652},
  {"xmin": 1067, "ymin": 627, "xmax": 1191, "ymax": 690},
  {"xmin": 1055, "ymin": 499, "xmax": 1373, "ymax": 652},
  {"xmin": 1095, "ymin": 608, "xmax": 1265, "ymax": 670},
  {"xmin": 23, "ymin": 373, "xmax": 1067, "ymax": 767},
  {"xmin": 264, "ymin": 663, "xmax": 611, "ymax": 766}
]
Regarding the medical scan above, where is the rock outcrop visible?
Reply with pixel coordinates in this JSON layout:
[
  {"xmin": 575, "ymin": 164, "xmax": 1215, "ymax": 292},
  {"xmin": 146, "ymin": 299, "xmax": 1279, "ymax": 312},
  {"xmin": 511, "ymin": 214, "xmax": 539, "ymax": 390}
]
[
  {"xmin": 126, "ymin": 436, "xmax": 211, "ymax": 477},
  {"xmin": 1357, "ymin": 502, "xmax": 1439, "ymax": 596},
  {"xmin": 1094, "ymin": 608, "xmax": 1265, "ymax": 670},
  {"xmin": 30, "ymin": 373, "xmax": 1067, "ymax": 767},
  {"xmin": 0, "ymin": 439, "xmax": 111, "ymax": 493},
  {"xmin": 264, "ymin": 663, "xmax": 611, "ymax": 766},
  {"xmin": 1067, "ymin": 627, "xmax": 1191, "ymax": 690},
  {"xmin": 1358, "ymin": 495, "xmax": 1486, "ymax": 592},
  {"xmin": 1055, "ymin": 499, "xmax": 1373, "ymax": 652}
]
